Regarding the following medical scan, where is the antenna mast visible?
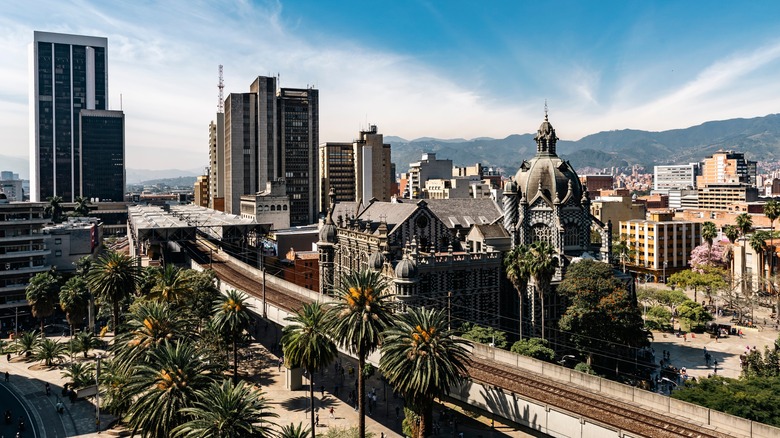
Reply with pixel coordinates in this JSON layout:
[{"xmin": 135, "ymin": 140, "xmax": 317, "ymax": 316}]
[{"xmin": 217, "ymin": 65, "xmax": 224, "ymax": 113}]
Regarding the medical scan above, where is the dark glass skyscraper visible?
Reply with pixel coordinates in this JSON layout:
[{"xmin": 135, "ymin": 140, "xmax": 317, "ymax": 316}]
[
  {"xmin": 79, "ymin": 110, "xmax": 125, "ymax": 202},
  {"xmin": 30, "ymin": 31, "xmax": 109, "ymax": 202}
]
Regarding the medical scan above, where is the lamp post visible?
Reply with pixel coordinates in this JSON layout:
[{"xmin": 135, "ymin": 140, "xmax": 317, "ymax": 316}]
[{"xmin": 95, "ymin": 353, "xmax": 102, "ymax": 434}]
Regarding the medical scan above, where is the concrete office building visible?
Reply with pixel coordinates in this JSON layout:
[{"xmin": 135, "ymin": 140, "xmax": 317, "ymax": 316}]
[
  {"xmin": 403, "ymin": 153, "xmax": 453, "ymax": 199},
  {"xmin": 208, "ymin": 115, "xmax": 225, "ymax": 211},
  {"xmin": 194, "ymin": 175, "xmax": 209, "ymax": 207},
  {"xmin": 29, "ymin": 31, "xmax": 109, "ymax": 202},
  {"xmin": 223, "ymin": 76, "xmax": 318, "ymax": 226},
  {"xmin": 318, "ymin": 125, "xmax": 393, "ymax": 213},
  {"xmin": 0, "ymin": 199, "xmax": 50, "ymax": 310},
  {"xmin": 697, "ymin": 151, "xmax": 756, "ymax": 187},
  {"xmin": 0, "ymin": 172, "xmax": 24, "ymax": 202},
  {"xmin": 653, "ymin": 164, "xmax": 699, "ymax": 191},
  {"xmin": 79, "ymin": 109, "xmax": 125, "ymax": 201}
]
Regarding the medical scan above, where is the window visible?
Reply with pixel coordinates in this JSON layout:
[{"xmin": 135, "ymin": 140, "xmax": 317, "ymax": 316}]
[
  {"xmin": 55, "ymin": 238, "xmax": 61, "ymax": 245},
  {"xmin": 55, "ymin": 250, "xmax": 62, "ymax": 256}
]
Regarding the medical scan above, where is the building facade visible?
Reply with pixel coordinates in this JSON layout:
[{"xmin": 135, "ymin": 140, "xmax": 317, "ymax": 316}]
[
  {"xmin": 194, "ymin": 175, "xmax": 209, "ymax": 207},
  {"xmin": 79, "ymin": 109, "xmax": 125, "ymax": 201},
  {"xmin": 239, "ymin": 179, "xmax": 291, "ymax": 230},
  {"xmin": 0, "ymin": 172, "xmax": 24, "ymax": 202},
  {"xmin": 208, "ymin": 114, "xmax": 225, "ymax": 211},
  {"xmin": 0, "ymin": 200, "xmax": 50, "ymax": 309},
  {"xmin": 318, "ymin": 142, "xmax": 355, "ymax": 212},
  {"xmin": 30, "ymin": 31, "xmax": 109, "ymax": 202},
  {"xmin": 222, "ymin": 77, "xmax": 318, "ymax": 226},
  {"xmin": 654, "ymin": 164, "xmax": 699, "ymax": 191},
  {"xmin": 697, "ymin": 151, "xmax": 756, "ymax": 186},
  {"xmin": 403, "ymin": 153, "xmax": 453, "ymax": 199}
]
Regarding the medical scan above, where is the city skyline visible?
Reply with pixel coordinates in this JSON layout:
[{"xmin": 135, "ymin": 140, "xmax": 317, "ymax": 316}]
[{"xmin": 2, "ymin": 1, "xmax": 780, "ymax": 171}]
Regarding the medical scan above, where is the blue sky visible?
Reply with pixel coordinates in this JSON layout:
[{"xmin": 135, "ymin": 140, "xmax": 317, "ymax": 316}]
[{"xmin": 2, "ymin": 1, "xmax": 780, "ymax": 172}]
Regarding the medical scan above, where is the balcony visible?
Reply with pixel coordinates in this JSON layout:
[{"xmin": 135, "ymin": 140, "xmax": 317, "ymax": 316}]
[
  {"xmin": 0, "ymin": 265, "xmax": 50, "ymax": 277},
  {"xmin": 0, "ymin": 235, "xmax": 47, "ymax": 243},
  {"xmin": 0, "ymin": 249, "xmax": 51, "ymax": 260}
]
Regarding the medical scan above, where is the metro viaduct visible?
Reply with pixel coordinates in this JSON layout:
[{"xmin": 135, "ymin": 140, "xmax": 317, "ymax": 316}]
[{"xmin": 182, "ymin": 239, "xmax": 775, "ymax": 438}]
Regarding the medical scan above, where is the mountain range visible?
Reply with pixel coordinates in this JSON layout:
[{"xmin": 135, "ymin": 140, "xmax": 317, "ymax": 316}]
[
  {"xmin": 3, "ymin": 114, "xmax": 780, "ymax": 184},
  {"xmin": 388, "ymin": 113, "xmax": 780, "ymax": 175}
]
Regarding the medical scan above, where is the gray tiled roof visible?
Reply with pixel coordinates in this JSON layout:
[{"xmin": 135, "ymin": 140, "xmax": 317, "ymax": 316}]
[{"xmin": 425, "ymin": 198, "xmax": 503, "ymax": 228}]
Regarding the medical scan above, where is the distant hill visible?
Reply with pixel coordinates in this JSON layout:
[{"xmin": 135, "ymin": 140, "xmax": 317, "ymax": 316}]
[
  {"xmin": 129, "ymin": 176, "xmax": 197, "ymax": 188},
  {"xmin": 126, "ymin": 168, "xmax": 203, "ymax": 184},
  {"xmin": 388, "ymin": 113, "xmax": 780, "ymax": 175}
]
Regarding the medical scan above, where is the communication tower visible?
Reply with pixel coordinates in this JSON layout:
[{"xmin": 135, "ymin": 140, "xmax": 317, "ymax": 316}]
[{"xmin": 217, "ymin": 65, "xmax": 224, "ymax": 113}]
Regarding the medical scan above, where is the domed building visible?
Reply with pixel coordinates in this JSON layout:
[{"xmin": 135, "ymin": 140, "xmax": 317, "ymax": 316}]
[{"xmin": 502, "ymin": 113, "xmax": 612, "ymax": 340}]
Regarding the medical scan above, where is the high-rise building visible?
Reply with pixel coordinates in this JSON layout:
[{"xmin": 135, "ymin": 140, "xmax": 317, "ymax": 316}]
[
  {"xmin": 403, "ymin": 153, "xmax": 452, "ymax": 199},
  {"xmin": 30, "ymin": 31, "xmax": 109, "ymax": 202},
  {"xmin": 0, "ymin": 172, "xmax": 24, "ymax": 201},
  {"xmin": 318, "ymin": 125, "xmax": 393, "ymax": 213},
  {"xmin": 208, "ymin": 114, "xmax": 225, "ymax": 211},
  {"xmin": 653, "ymin": 163, "xmax": 699, "ymax": 191},
  {"xmin": 0, "ymin": 200, "xmax": 50, "ymax": 309},
  {"xmin": 697, "ymin": 151, "xmax": 755, "ymax": 186},
  {"xmin": 79, "ymin": 109, "xmax": 124, "ymax": 201},
  {"xmin": 223, "ymin": 76, "xmax": 318, "ymax": 226}
]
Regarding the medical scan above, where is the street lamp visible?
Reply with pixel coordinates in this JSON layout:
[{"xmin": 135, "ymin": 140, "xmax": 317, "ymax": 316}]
[{"xmin": 95, "ymin": 353, "xmax": 102, "ymax": 434}]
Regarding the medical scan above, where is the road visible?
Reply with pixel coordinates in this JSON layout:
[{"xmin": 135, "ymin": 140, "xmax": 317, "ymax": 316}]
[{"xmin": 0, "ymin": 382, "xmax": 37, "ymax": 438}]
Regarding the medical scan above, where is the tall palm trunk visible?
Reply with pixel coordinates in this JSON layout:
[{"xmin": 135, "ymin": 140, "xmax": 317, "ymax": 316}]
[
  {"xmin": 417, "ymin": 401, "xmax": 432, "ymax": 438},
  {"xmin": 358, "ymin": 348, "xmax": 366, "ymax": 438},
  {"xmin": 112, "ymin": 301, "xmax": 121, "ymax": 335},
  {"xmin": 309, "ymin": 367, "xmax": 316, "ymax": 438}
]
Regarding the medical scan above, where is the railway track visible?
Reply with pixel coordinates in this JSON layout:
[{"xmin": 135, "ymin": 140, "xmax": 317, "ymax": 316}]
[
  {"xmin": 185, "ymin": 239, "xmax": 731, "ymax": 437},
  {"xmin": 467, "ymin": 359, "xmax": 731, "ymax": 438}
]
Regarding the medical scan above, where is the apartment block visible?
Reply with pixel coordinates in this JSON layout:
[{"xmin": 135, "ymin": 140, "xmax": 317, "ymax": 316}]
[
  {"xmin": 0, "ymin": 200, "xmax": 50, "ymax": 309},
  {"xmin": 654, "ymin": 163, "xmax": 699, "ymax": 190}
]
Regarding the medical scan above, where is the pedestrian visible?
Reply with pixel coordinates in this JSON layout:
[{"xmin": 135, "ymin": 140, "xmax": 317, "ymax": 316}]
[
  {"xmin": 315, "ymin": 414, "xmax": 319, "ymax": 426},
  {"xmin": 278, "ymin": 357, "xmax": 283, "ymax": 372},
  {"xmin": 329, "ymin": 406, "xmax": 335, "ymax": 419},
  {"xmin": 381, "ymin": 432, "xmax": 385, "ymax": 438},
  {"xmin": 4, "ymin": 371, "xmax": 8, "ymax": 382},
  {"xmin": 6, "ymin": 353, "xmax": 9, "ymax": 362},
  {"xmin": 45, "ymin": 382, "xmax": 50, "ymax": 396},
  {"xmin": 321, "ymin": 384, "xmax": 325, "ymax": 396},
  {"xmin": 683, "ymin": 333, "xmax": 687, "ymax": 342}
]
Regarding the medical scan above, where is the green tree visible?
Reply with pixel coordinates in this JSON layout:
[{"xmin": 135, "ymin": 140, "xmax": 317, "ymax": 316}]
[
  {"xmin": 749, "ymin": 231, "xmax": 771, "ymax": 292},
  {"xmin": 328, "ymin": 269, "xmax": 394, "ymax": 438},
  {"xmin": 281, "ymin": 302, "xmax": 338, "ymax": 437},
  {"xmin": 12, "ymin": 331, "xmax": 40, "ymax": 358},
  {"xmin": 672, "ymin": 376, "xmax": 780, "ymax": 427},
  {"xmin": 147, "ymin": 265, "xmax": 192, "ymax": 304},
  {"xmin": 654, "ymin": 288, "xmax": 689, "ymax": 312},
  {"xmin": 676, "ymin": 299, "xmax": 713, "ymax": 332},
  {"xmin": 33, "ymin": 338, "xmax": 66, "ymax": 366},
  {"xmin": 172, "ymin": 379, "xmax": 277, "ymax": 438},
  {"xmin": 45, "ymin": 195, "xmax": 63, "ymax": 223},
  {"xmin": 504, "ymin": 245, "xmax": 531, "ymax": 337},
  {"xmin": 114, "ymin": 300, "xmax": 190, "ymax": 368},
  {"xmin": 99, "ymin": 358, "xmax": 133, "ymax": 416},
  {"xmin": 510, "ymin": 338, "xmax": 555, "ymax": 362},
  {"xmin": 736, "ymin": 213, "xmax": 753, "ymax": 237},
  {"xmin": 724, "ymin": 225, "xmax": 740, "ymax": 244},
  {"xmin": 558, "ymin": 260, "xmax": 648, "ymax": 366},
  {"xmin": 213, "ymin": 290, "xmax": 253, "ymax": 384},
  {"xmin": 279, "ymin": 423, "xmax": 311, "ymax": 438},
  {"xmin": 459, "ymin": 322, "xmax": 507, "ymax": 349},
  {"xmin": 702, "ymin": 221, "xmax": 718, "ymax": 248},
  {"xmin": 59, "ymin": 276, "xmax": 90, "ymax": 335},
  {"xmin": 71, "ymin": 330, "xmax": 103, "ymax": 358},
  {"xmin": 528, "ymin": 241, "xmax": 559, "ymax": 340},
  {"xmin": 380, "ymin": 307, "xmax": 470, "ymax": 438},
  {"xmin": 765, "ymin": 200, "xmax": 780, "ymax": 248},
  {"xmin": 73, "ymin": 196, "xmax": 91, "ymax": 216},
  {"xmin": 741, "ymin": 346, "xmax": 780, "ymax": 379},
  {"xmin": 180, "ymin": 269, "xmax": 221, "ymax": 327},
  {"xmin": 124, "ymin": 341, "xmax": 219, "ymax": 437},
  {"xmin": 86, "ymin": 251, "xmax": 142, "ymax": 334},
  {"xmin": 26, "ymin": 270, "xmax": 61, "ymax": 334},
  {"xmin": 61, "ymin": 361, "xmax": 95, "ymax": 389},
  {"xmin": 644, "ymin": 306, "xmax": 672, "ymax": 331}
]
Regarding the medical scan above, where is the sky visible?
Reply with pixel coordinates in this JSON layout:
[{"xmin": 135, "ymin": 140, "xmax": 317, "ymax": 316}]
[{"xmin": 2, "ymin": 1, "xmax": 780, "ymax": 173}]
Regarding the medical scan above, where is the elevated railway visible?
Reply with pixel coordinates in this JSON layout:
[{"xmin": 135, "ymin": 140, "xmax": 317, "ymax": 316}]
[{"xmin": 184, "ymin": 239, "xmax": 770, "ymax": 438}]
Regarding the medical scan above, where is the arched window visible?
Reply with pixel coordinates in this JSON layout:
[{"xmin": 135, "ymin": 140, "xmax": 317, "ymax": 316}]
[
  {"xmin": 283, "ymin": 205, "xmax": 288, "ymax": 211},
  {"xmin": 531, "ymin": 224, "xmax": 554, "ymax": 245},
  {"xmin": 564, "ymin": 224, "xmax": 580, "ymax": 247},
  {"xmin": 277, "ymin": 204, "xmax": 282, "ymax": 211}
]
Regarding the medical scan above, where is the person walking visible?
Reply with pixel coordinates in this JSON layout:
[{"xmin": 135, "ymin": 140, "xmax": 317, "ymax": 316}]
[
  {"xmin": 4, "ymin": 371, "xmax": 9, "ymax": 382},
  {"xmin": 329, "ymin": 406, "xmax": 335, "ymax": 419}
]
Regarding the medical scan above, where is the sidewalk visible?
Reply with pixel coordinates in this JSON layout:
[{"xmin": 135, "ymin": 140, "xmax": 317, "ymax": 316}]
[
  {"xmin": 1, "ymin": 327, "xmax": 534, "ymax": 438},
  {"xmin": 1, "ymin": 335, "xmax": 113, "ymax": 438}
]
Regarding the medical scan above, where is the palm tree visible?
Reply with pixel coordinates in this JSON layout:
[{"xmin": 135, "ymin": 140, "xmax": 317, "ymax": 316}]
[
  {"xmin": 282, "ymin": 302, "xmax": 338, "ymax": 437},
  {"xmin": 736, "ymin": 213, "xmax": 753, "ymax": 237},
  {"xmin": 328, "ymin": 269, "xmax": 394, "ymax": 438},
  {"xmin": 213, "ymin": 290, "xmax": 253, "ymax": 383},
  {"xmin": 71, "ymin": 330, "xmax": 103, "ymax": 358},
  {"xmin": 34, "ymin": 338, "xmax": 67, "ymax": 366},
  {"xmin": 279, "ymin": 423, "xmax": 310, "ymax": 438},
  {"xmin": 702, "ymin": 221, "xmax": 717, "ymax": 247},
  {"xmin": 86, "ymin": 251, "xmax": 142, "ymax": 335},
  {"xmin": 764, "ymin": 200, "xmax": 780, "ymax": 283},
  {"xmin": 73, "ymin": 196, "xmax": 91, "ymax": 216},
  {"xmin": 124, "ymin": 340, "xmax": 219, "ymax": 437},
  {"xmin": 98, "ymin": 358, "xmax": 133, "ymax": 417},
  {"xmin": 45, "ymin": 195, "xmax": 63, "ymax": 223},
  {"xmin": 60, "ymin": 276, "xmax": 90, "ymax": 335},
  {"xmin": 26, "ymin": 270, "xmax": 60, "ymax": 334},
  {"xmin": 749, "ymin": 231, "xmax": 771, "ymax": 293},
  {"xmin": 724, "ymin": 225, "xmax": 740, "ymax": 244},
  {"xmin": 147, "ymin": 265, "xmax": 192, "ymax": 304},
  {"xmin": 61, "ymin": 361, "xmax": 95, "ymax": 389},
  {"xmin": 172, "ymin": 379, "xmax": 277, "ymax": 438},
  {"xmin": 527, "ymin": 241, "xmax": 559, "ymax": 340},
  {"xmin": 380, "ymin": 307, "xmax": 471, "ymax": 438},
  {"xmin": 115, "ymin": 300, "xmax": 189, "ymax": 368},
  {"xmin": 504, "ymin": 245, "xmax": 531, "ymax": 338},
  {"xmin": 12, "ymin": 331, "xmax": 41, "ymax": 358}
]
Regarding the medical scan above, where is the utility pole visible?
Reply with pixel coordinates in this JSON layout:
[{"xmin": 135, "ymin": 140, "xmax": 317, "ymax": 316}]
[
  {"xmin": 447, "ymin": 291, "xmax": 452, "ymax": 331},
  {"xmin": 95, "ymin": 353, "xmax": 102, "ymax": 434}
]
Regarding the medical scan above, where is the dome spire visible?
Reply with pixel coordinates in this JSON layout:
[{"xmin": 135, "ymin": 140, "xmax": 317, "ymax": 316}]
[{"xmin": 535, "ymin": 103, "xmax": 558, "ymax": 156}]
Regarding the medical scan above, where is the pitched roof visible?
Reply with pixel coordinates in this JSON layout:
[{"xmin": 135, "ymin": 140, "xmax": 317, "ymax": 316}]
[
  {"xmin": 357, "ymin": 201, "xmax": 419, "ymax": 234},
  {"xmin": 472, "ymin": 223, "xmax": 510, "ymax": 238},
  {"xmin": 424, "ymin": 198, "xmax": 503, "ymax": 229}
]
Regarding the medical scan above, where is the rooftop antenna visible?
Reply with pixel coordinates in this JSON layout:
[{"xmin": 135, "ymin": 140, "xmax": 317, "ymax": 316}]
[
  {"xmin": 217, "ymin": 65, "xmax": 224, "ymax": 114},
  {"xmin": 544, "ymin": 100, "xmax": 548, "ymax": 119},
  {"xmin": 120, "ymin": 93, "xmax": 123, "ymax": 111}
]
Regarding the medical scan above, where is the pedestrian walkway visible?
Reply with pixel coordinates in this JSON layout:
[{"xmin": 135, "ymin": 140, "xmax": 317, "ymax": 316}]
[{"xmin": 1, "ymin": 336, "xmax": 113, "ymax": 438}]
